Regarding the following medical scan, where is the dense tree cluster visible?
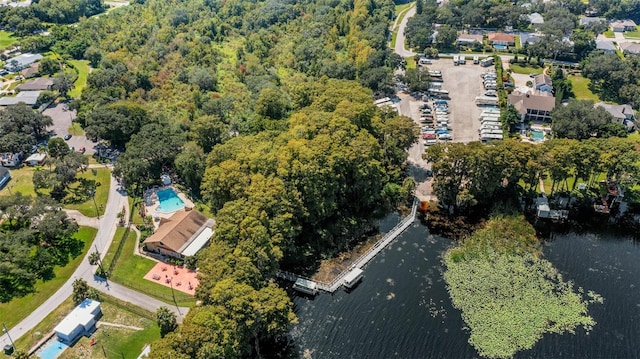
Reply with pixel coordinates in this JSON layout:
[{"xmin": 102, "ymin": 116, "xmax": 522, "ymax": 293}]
[
  {"xmin": 551, "ymin": 99, "xmax": 627, "ymax": 140},
  {"xmin": 0, "ymin": 194, "xmax": 80, "ymax": 302},
  {"xmin": 33, "ymin": 138, "xmax": 89, "ymax": 200},
  {"xmin": 426, "ymin": 138, "xmax": 640, "ymax": 214},
  {"xmin": 0, "ymin": 0, "xmax": 105, "ymax": 36},
  {"xmin": 0, "ymin": 104, "xmax": 52, "ymax": 154},
  {"xmin": 582, "ymin": 53, "xmax": 640, "ymax": 108}
]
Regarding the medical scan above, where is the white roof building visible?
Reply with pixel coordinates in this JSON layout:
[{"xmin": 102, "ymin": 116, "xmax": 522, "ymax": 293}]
[
  {"xmin": 3, "ymin": 53, "xmax": 43, "ymax": 71},
  {"xmin": 54, "ymin": 299, "xmax": 102, "ymax": 344}
]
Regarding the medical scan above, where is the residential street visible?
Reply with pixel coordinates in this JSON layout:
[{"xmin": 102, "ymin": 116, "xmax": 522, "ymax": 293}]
[
  {"xmin": 394, "ymin": 6, "xmax": 416, "ymax": 58},
  {"xmin": 0, "ymin": 168, "xmax": 188, "ymax": 350}
]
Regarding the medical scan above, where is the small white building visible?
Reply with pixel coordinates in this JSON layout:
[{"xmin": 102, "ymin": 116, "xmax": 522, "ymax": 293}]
[
  {"xmin": 54, "ymin": 299, "xmax": 102, "ymax": 345},
  {"xmin": 25, "ymin": 152, "xmax": 47, "ymax": 166}
]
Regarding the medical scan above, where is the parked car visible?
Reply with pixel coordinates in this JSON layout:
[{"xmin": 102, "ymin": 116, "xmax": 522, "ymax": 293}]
[{"xmin": 64, "ymin": 134, "xmax": 72, "ymax": 140}]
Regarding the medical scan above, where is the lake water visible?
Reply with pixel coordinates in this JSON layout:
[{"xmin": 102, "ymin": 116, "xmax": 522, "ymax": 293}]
[{"xmin": 290, "ymin": 218, "xmax": 640, "ymax": 358}]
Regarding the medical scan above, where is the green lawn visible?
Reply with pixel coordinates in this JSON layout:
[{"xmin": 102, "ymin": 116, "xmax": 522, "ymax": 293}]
[
  {"xmin": 0, "ymin": 30, "xmax": 17, "ymax": 48},
  {"xmin": 105, "ymin": 226, "xmax": 196, "ymax": 306},
  {"xmin": 509, "ymin": 63, "xmax": 543, "ymax": 75},
  {"xmin": 405, "ymin": 57, "xmax": 416, "ymax": 69},
  {"xmin": 624, "ymin": 26, "xmax": 640, "ymax": 38},
  {"xmin": 67, "ymin": 59, "xmax": 90, "ymax": 98},
  {"xmin": 394, "ymin": 2, "xmax": 414, "ymax": 17},
  {"xmin": 0, "ymin": 227, "xmax": 97, "ymax": 330},
  {"xmin": 391, "ymin": 31, "xmax": 398, "ymax": 49},
  {"xmin": 604, "ymin": 30, "xmax": 614, "ymax": 38},
  {"xmin": 569, "ymin": 75, "xmax": 600, "ymax": 102},
  {"xmin": 514, "ymin": 35, "xmax": 522, "ymax": 50},
  {"xmin": 63, "ymin": 167, "xmax": 111, "ymax": 217},
  {"xmin": 0, "ymin": 166, "xmax": 39, "ymax": 196}
]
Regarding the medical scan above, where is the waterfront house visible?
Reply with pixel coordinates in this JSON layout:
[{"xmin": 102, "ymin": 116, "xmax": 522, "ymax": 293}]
[
  {"xmin": 508, "ymin": 89, "xmax": 556, "ymax": 122},
  {"xmin": 143, "ymin": 209, "xmax": 215, "ymax": 259},
  {"xmin": 0, "ymin": 167, "xmax": 10, "ymax": 188}
]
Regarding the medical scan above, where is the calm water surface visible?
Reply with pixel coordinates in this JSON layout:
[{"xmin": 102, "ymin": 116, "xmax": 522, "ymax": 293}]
[{"xmin": 290, "ymin": 218, "xmax": 640, "ymax": 359}]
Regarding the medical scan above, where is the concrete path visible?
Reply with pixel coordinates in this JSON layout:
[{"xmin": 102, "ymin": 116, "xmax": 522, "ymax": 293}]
[
  {"xmin": 394, "ymin": 6, "xmax": 417, "ymax": 58},
  {"xmin": 1, "ymin": 170, "xmax": 187, "ymax": 350},
  {"xmin": 64, "ymin": 209, "xmax": 100, "ymax": 228}
]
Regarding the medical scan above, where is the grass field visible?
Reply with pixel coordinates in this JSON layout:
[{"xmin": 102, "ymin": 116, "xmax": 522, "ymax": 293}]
[
  {"xmin": 59, "ymin": 295, "xmax": 160, "ymax": 359},
  {"xmin": 604, "ymin": 30, "xmax": 614, "ymax": 38},
  {"xmin": 0, "ymin": 30, "xmax": 17, "ymax": 48},
  {"xmin": 405, "ymin": 57, "xmax": 416, "ymax": 69},
  {"xmin": 569, "ymin": 75, "xmax": 600, "ymax": 102},
  {"xmin": 0, "ymin": 166, "xmax": 39, "ymax": 196},
  {"xmin": 395, "ymin": 1, "xmax": 416, "ymax": 16},
  {"xmin": 0, "ymin": 227, "xmax": 97, "ymax": 330},
  {"xmin": 67, "ymin": 122, "xmax": 85, "ymax": 136},
  {"xmin": 67, "ymin": 60, "xmax": 90, "ymax": 98},
  {"xmin": 63, "ymin": 167, "xmax": 111, "ymax": 217},
  {"xmin": 104, "ymin": 227, "xmax": 196, "ymax": 306},
  {"xmin": 624, "ymin": 26, "xmax": 640, "ymax": 38},
  {"xmin": 509, "ymin": 63, "xmax": 543, "ymax": 75}
]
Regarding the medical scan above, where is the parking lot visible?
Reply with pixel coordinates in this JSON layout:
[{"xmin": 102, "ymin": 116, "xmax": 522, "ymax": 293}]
[
  {"xmin": 425, "ymin": 58, "xmax": 489, "ymax": 143},
  {"xmin": 43, "ymin": 102, "xmax": 97, "ymax": 154}
]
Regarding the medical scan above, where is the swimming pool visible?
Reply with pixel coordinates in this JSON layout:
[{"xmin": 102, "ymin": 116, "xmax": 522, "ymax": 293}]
[
  {"xmin": 531, "ymin": 129, "xmax": 545, "ymax": 141},
  {"xmin": 38, "ymin": 340, "xmax": 68, "ymax": 359},
  {"xmin": 494, "ymin": 45, "xmax": 507, "ymax": 50},
  {"xmin": 157, "ymin": 188, "xmax": 185, "ymax": 213}
]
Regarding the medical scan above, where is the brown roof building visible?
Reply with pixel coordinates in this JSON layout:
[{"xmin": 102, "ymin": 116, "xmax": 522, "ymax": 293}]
[
  {"xmin": 143, "ymin": 209, "xmax": 215, "ymax": 259},
  {"xmin": 508, "ymin": 89, "xmax": 556, "ymax": 122},
  {"xmin": 487, "ymin": 32, "xmax": 516, "ymax": 46}
]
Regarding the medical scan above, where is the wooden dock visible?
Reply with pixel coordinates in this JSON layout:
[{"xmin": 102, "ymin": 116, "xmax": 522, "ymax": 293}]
[{"xmin": 277, "ymin": 198, "xmax": 418, "ymax": 293}]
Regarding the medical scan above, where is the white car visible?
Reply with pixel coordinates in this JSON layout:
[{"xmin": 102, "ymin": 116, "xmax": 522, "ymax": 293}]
[{"xmin": 424, "ymin": 139, "xmax": 437, "ymax": 146}]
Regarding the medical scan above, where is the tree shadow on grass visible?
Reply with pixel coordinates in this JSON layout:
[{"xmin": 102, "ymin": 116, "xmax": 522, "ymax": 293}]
[{"xmin": 63, "ymin": 178, "xmax": 99, "ymax": 205}]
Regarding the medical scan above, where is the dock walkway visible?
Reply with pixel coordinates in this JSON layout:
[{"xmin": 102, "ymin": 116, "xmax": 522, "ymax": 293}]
[{"xmin": 277, "ymin": 198, "xmax": 418, "ymax": 293}]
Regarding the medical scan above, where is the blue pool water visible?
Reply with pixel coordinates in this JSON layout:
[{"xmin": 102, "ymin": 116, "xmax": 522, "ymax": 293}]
[
  {"xmin": 531, "ymin": 129, "xmax": 545, "ymax": 141},
  {"xmin": 38, "ymin": 340, "xmax": 68, "ymax": 359},
  {"xmin": 157, "ymin": 188, "xmax": 185, "ymax": 213},
  {"xmin": 494, "ymin": 44, "xmax": 507, "ymax": 50}
]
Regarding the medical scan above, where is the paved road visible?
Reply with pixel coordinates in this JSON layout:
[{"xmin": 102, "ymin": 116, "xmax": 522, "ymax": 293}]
[
  {"xmin": 1, "ymin": 169, "xmax": 188, "ymax": 350},
  {"xmin": 44, "ymin": 103, "xmax": 97, "ymax": 155},
  {"xmin": 394, "ymin": 6, "xmax": 417, "ymax": 58}
]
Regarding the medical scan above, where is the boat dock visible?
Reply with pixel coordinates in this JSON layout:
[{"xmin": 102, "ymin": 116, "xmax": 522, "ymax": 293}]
[{"xmin": 278, "ymin": 198, "xmax": 418, "ymax": 294}]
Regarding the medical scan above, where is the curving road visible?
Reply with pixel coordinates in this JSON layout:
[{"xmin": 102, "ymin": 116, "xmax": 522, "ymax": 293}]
[
  {"xmin": 394, "ymin": 6, "xmax": 417, "ymax": 58},
  {"xmin": 1, "ymin": 169, "xmax": 188, "ymax": 351}
]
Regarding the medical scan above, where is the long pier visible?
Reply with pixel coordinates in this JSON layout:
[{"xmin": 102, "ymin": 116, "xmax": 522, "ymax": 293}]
[{"xmin": 277, "ymin": 198, "xmax": 418, "ymax": 293}]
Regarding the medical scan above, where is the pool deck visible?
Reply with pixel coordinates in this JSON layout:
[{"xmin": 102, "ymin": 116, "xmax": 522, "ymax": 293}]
[
  {"xmin": 143, "ymin": 186, "xmax": 194, "ymax": 229},
  {"xmin": 143, "ymin": 262, "xmax": 199, "ymax": 295}
]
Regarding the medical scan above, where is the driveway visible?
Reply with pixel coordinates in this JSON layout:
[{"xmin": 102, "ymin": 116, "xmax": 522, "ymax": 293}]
[{"xmin": 44, "ymin": 102, "xmax": 97, "ymax": 154}]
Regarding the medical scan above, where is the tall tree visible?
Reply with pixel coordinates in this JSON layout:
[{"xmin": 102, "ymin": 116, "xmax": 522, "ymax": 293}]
[{"xmin": 156, "ymin": 306, "xmax": 178, "ymax": 338}]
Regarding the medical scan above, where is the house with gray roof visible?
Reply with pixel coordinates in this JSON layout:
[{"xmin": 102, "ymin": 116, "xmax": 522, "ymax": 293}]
[
  {"xmin": 533, "ymin": 74, "xmax": 553, "ymax": 93},
  {"xmin": 620, "ymin": 42, "xmax": 640, "ymax": 54},
  {"xmin": 3, "ymin": 53, "xmax": 43, "ymax": 72},
  {"xmin": 0, "ymin": 90, "xmax": 41, "ymax": 106},
  {"xmin": 596, "ymin": 102, "xmax": 636, "ymax": 131},
  {"xmin": 610, "ymin": 19, "xmax": 637, "ymax": 32},
  {"xmin": 596, "ymin": 39, "xmax": 616, "ymax": 53},
  {"xmin": 580, "ymin": 17, "xmax": 606, "ymax": 27},
  {"xmin": 16, "ymin": 78, "xmax": 53, "ymax": 91}
]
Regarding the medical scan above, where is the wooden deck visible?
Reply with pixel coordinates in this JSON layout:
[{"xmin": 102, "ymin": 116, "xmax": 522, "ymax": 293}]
[{"xmin": 278, "ymin": 198, "xmax": 418, "ymax": 293}]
